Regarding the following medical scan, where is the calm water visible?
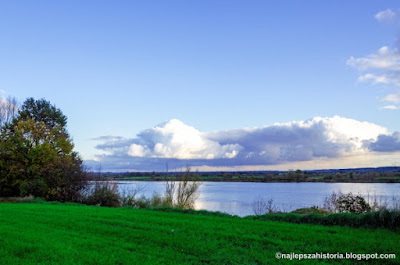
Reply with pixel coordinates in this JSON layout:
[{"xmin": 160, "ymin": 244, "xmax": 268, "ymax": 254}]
[{"xmin": 117, "ymin": 181, "xmax": 400, "ymax": 216}]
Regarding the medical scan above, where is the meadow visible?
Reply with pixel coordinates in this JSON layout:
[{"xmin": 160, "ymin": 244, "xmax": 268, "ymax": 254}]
[{"xmin": 0, "ymin": 202, "xmax": 399, "ymax": 264}]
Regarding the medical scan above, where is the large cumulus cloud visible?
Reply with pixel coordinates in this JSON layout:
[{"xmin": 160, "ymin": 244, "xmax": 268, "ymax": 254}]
[
  {"xmin": 86, "ymin": 116, "xmax": 397, "ymax": 171},
  {"xmin": 126, "ymin": 119, "xmax": 240, "ymax": 160}
]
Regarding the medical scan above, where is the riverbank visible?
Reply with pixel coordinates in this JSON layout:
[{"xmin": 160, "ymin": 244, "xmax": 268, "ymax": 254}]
[{"xmin": 0, "ymin": 202, "xmax": 399, "ymax": 264}]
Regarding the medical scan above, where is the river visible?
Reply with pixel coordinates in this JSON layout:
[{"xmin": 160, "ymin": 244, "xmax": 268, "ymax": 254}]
[{"xmin": 117, "ymin": 181, "xmax": 400, "ymax": 216}]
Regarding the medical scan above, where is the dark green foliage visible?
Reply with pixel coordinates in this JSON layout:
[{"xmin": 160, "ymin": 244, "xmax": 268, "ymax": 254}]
[
  {"xmin": 18, "ymin": 98, "xmax": 67, "ymax": 129},
  {"xmin": 248, "ymin": 209, "xmax": 400, "ymax": 230},
  {"xmin": 19, "ymin": 178, "xmax": 48, "ymax": 198}
]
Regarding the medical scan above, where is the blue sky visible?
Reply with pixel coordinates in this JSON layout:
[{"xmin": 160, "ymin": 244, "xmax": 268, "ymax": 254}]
[{"xmin": 1, "ymin": 1, "xmax": 400, "ymax": 171}]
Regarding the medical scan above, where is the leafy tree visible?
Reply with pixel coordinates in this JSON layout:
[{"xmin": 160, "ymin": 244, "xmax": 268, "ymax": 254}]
[
  {"xmin": 18, "ymin": 98, "xmax": 67, "ymax": 129},
  {"xmin": 0, "ymin": 98, "xmax": 87, "ymax": 201}
]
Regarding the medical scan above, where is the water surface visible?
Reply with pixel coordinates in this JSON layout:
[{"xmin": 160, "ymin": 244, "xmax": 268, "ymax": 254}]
[{"xmin": 118, "ymin": 181, "xmax": 400, "ymax": 216}]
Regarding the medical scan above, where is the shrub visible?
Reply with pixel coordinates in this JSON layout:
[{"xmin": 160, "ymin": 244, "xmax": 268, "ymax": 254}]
[
  {"xmin": 323, "ymin": 191, "xmax": 340, "ymax": 212},
  {"xmin": 120, "ymin": 195, "xmax": 137, "ymax": 207},
  {"xmin": 175, "ymin": 167, "xmax": 202, "ymax": 209},
  {"xmin": 19, "ymin": 179, "xmax": 48, "ymax": 198},
  {"xmin": 162, "ymin": 167, "xmax": 202, "ymax": 209},
  {"xmin": 251, "ymin": 196, "xmax": 277, "ymax": 215},
  {"xmin": 150, "ymin": 193, "xmax": 166, "ymax": 207},
  {"xmin": 119, "ymin": 183, "xmax": 146, "ymax": 207},
  {"xmin": 84, "ymin": 181, "xmax": 120, "ymax": 207},
  {"xmin": 291, "ymin": 206, "xmax": 329, "ymax": 215},
  {"xmin": 132, "ymin": 195, "xmax": 151, "ymax": 208},
  {"xmin": 121, "ymin": 192, "xmax": 174, "ymax": 209},
  {"xmin": 335, "ymin": 193, "xmax": 371, "ymax": 214}
]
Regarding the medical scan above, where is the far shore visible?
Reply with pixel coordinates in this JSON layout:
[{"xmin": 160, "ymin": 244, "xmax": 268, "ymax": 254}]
[
  {"xmin": 109, "ymin": 179, "xmax": 400, "ymax": 183},
  {"xmin": 98, "ymin": 169, "xmax": 400, "ymax": 183}
]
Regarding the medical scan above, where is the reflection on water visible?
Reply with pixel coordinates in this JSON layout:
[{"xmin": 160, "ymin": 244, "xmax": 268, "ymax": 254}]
[{"xmin": 117, "ymin": 181, "xmax": 400, "ymax": 217}]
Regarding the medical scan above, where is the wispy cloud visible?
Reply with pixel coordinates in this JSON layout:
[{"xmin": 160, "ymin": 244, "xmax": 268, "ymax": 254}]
[
  {"xmin": 375, "ymin": 9, "xmax": 398, "ymax": 24},
  {"xmin": 92, "ymin": 135, "xmax": 125, "ymax": 141},
  {"xmin": 88, "ymin": 117, "xmax": 397, "ymax": 171},
  {"xmin": 381, "ymin": 91, "xmax": 400, "ymax": 103},
  {"xmin": 379, "ymin": 105, "xmax": 399, "ymax": 110},
  {"xmin": 348, "ymin": 9, "xmax": 400, "ymax": 110},
  {"xmin": 347, "ymin": 46, "xmax": 400, "ymax": 86}
]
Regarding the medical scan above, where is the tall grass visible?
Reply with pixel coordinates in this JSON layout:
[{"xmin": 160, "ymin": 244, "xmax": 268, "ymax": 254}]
[{"xmin": 248, "ymin": 209, "xmax": 400, "ymax": 230}]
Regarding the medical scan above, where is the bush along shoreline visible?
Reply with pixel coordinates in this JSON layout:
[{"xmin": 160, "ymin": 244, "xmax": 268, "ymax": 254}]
[
  {"xmin": 248, "ymin": 192, "xmax": 400, "ymax": 231},
  {"xmin": 246, "ymin": 210, "xmax": 400, "ymax": 231}
]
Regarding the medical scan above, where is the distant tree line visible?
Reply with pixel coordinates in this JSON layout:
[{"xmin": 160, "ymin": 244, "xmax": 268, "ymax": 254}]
[{"xmin": 103, "ymin": 168, "xmax": 400, "ymax": 183}]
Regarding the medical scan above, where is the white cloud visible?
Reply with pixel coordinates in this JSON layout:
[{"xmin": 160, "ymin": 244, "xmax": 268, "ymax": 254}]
[
  {"xmin": 127, "ymin": 119, "xmax": 241, "ymax": 160},
  {"xmin": 348, "ymin": 10, "xmax": 400, "ymax": 109},
  {"xmin": 380, "ymin": 105, "xmax": 399, "ymax": 110},
  {"xmin": 347, "ymin": 46, "xmax": 400, "ymax": 79},
  {"xmin": 347, "ymin": 46, "xmax": 400, "ymax": 109},
  {"xmin": 358, "ymin": 73, "xmax": 390, "ymax": 84},
  {"xmin": 91, "ymin": 117, "xmax": 394, "ymax": 171},
  {"xmin": 375, "ymin": 9, "xmax": 398, "ymax": 24},
  {"xmin": 381, "ymin": 91, "xmax": 400, "ymax": 103},
  {"xmin": 208, "ymin": 116, "xmax": 388, "ymax": 159},
  {"xmin": 128, "ymin": 144, "xmax": 148, "ymax": 157},
  {"xmin": 92, "ymin": 135, "xmax": 124, "ymax": 141}
]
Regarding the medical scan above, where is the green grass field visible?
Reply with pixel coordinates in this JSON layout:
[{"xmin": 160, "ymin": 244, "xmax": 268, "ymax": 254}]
[{"xmin": 0, "ymin": 202, "xmax": 399, "ymax": 264}]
